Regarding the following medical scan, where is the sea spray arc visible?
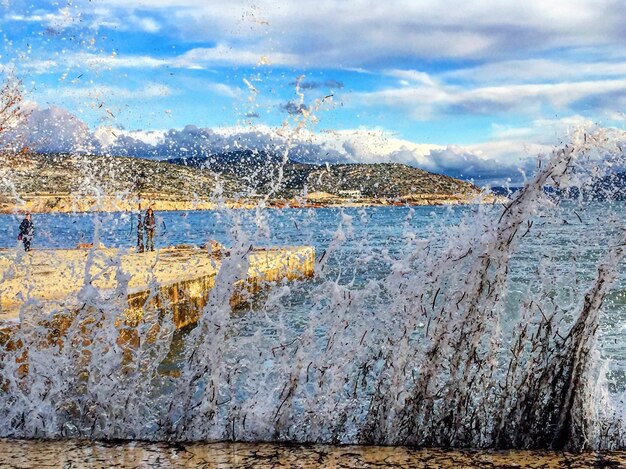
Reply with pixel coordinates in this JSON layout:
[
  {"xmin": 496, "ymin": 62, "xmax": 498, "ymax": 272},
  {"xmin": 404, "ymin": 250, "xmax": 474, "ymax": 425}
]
[
  {"xmin": 174, "ymin": 130, "xmax": 621, "ymax": 449},
  {"xmin": 167, "ymin": 214, "xmax": 254, "ymax": 440},
  {"xmin": 1, "ymin": 131, "xmax": 626, "ymax": 449},
  {"xmin": 367, "ymin": 133, "xmax": 626, "ymax": 450},
  {"xmin": 375, "ymin": 144, "xmax": 582, "ymax": 448}
]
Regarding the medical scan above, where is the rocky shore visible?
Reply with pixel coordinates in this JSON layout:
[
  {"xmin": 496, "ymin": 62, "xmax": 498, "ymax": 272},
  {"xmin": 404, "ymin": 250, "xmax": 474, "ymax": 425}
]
[{"xmin": 0, "ymin": 191, "xmax": 503, "ymax": 214}]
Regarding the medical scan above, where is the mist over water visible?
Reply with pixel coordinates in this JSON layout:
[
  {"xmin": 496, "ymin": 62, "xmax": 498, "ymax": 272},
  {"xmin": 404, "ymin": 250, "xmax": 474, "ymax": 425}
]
[{"xmin": 1, "ymin": 131, "xmax": 626, "ymax": 451}]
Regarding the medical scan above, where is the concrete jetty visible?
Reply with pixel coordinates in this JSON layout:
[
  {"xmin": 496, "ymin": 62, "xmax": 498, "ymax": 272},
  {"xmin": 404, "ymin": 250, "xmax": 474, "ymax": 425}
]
[{"xmin": 0, "ymin": 244, "xmax": 315, "ymax": 333}]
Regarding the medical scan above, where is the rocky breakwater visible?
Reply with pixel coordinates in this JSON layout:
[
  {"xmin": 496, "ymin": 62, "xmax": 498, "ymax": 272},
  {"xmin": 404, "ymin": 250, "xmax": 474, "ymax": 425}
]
[
  {"xmin": 125, "ymin": 245, "xmax": 315, "ymax": 329},
  {"xmin": 0, "ymin": 244, "xmax": 315, "ymax": 343}
]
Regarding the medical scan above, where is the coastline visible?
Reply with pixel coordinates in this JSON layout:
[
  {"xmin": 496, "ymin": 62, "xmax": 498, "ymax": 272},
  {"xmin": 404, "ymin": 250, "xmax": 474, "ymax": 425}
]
[{"xmin": 0, "ymin": 192, "xmax": 505, "ymax": 214}]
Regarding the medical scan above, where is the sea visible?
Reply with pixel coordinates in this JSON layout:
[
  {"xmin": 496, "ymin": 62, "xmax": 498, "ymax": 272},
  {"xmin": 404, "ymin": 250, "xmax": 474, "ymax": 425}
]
[{"xmin": 2, "ymin": 196, "xmax": 626, "ymax": 465}]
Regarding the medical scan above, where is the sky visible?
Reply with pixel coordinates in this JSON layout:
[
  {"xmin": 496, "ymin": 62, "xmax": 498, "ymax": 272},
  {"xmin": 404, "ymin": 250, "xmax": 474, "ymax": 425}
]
[{"xmin": 1, "ymin": 0, "xmax": 626, "ymax": 184}]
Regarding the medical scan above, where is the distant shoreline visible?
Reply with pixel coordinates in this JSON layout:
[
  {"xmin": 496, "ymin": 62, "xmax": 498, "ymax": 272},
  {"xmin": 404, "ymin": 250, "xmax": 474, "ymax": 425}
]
[
  {"xmin": 1, "ymin": 152, "xmax": 492, "ymax": 214},
  {"xmin": 0, "ymin": 193, "xmax": 505, "ymax": 214}
]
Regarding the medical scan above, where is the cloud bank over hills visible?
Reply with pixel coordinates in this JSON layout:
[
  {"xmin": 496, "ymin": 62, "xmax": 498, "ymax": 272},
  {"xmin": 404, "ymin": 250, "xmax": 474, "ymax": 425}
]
[
  {"xmin": 2, "ymin": 0, "xmax": 624, "ymax": 188},
  {"xmin": 5, "ymin": 104, "xmax": 557, "ymax": 185}
]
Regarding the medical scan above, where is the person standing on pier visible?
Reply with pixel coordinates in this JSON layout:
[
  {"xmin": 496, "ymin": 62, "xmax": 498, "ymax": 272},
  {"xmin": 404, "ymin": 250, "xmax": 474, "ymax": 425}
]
[
  {"xmin": 18, "ymin": 212, "xmax": 34, "ymax": 252},
  {"xmin": 137, "ymin": 212, "xmax": 145, "ymax": 253},
  {"xmin": 144, "ymin": 207, "xmax": 156, "ymax": 252}
]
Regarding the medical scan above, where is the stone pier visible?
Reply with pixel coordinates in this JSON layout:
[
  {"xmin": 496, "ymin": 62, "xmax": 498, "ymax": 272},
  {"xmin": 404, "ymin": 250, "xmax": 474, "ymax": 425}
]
[{"xmin": 0, "ymin": 244, "xmax": 315, "ymax": 335}]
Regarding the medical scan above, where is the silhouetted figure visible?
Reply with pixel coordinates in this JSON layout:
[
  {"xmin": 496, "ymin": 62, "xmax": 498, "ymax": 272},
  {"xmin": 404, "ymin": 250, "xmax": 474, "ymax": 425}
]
[
  {"xmin": 18, "ymin": 213, "xmax": 34, "ymax": 252},
  {"xmin": 137, "ymin": 213, "xmax": 145, "ymax": 253},
  {"xmin": 144, "ymin": 208, "xmax": 156, "ymax": 252}
]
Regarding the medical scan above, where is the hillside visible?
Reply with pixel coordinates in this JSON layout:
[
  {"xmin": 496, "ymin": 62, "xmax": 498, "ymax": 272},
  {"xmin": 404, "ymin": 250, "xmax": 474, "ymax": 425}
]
[
  {"xmin": 0, "ymin": 151, "xmax": 483, "ymax": 213},
  {"xmin": 0, "ymin": 153, "xmax": 233, "ymax": 196},
  {"xmin": 546, "ymin": 172, "xmax": 626, "ymax": 201},
  {"xmin": 490, "ymin": 172, "xmax": 626, "ymax": 201},
  {"xmin": 575, "ymin": 172, "xmax": 626, "ymax": 200},
  {"xmin": 169, "ymin": 150, "xmax": 478, "ymax": 198}
]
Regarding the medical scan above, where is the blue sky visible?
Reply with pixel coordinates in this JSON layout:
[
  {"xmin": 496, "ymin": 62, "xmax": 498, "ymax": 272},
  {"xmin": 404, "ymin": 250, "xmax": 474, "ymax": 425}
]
[{"xmin": 2, "ymin": 0, "xmax": 626, "ymax": 183}]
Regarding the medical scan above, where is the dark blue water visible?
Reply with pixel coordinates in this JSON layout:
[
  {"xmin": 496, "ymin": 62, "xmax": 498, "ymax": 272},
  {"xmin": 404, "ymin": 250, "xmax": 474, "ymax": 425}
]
[
  {"xmin": 2, "ymin": 206, "xmax": 464, "ymax": 252},
  {"xmin": 3, "ymin": 203, "xmax": 626, "ymax": 389}
]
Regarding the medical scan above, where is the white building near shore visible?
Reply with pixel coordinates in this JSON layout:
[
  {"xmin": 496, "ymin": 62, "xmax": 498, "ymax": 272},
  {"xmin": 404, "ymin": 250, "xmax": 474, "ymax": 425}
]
[{"xmin": 338, "ymin": 190, "xmax": 362, "ymax": 199}]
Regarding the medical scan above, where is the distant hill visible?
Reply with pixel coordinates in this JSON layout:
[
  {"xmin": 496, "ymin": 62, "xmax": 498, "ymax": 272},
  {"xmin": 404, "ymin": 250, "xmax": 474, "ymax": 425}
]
[
  {"xmin": 491, "ymin": 172, "xmax": 626, "ymax": 201},
  {"xmin": 0, "ymin": 151, "xmax": 482, "ymax": 212},
  {"xmin": 169, "ymin": 149, "xmax": 283, "ymax": 174},
  {"xmin": 543, "ymin": 172, "xmax": 626, "ymax": 201},
  {"xmin": 0, "ymin": 152, "xmax": 235, "ymax": 197},
  {"xmin": 586, "ymin": 172, "xmax": 626, "ymax": 200},
  {"xmin": 489, "ymin": 186, "xmax": 521, "ymax": 198},
  {"xmin": 168, "ymin": 149, "xmax": 478, "ymax": 198},
  {"xmin": 168, "ymin": 150, "xmax": 286, "ymax": 195}
]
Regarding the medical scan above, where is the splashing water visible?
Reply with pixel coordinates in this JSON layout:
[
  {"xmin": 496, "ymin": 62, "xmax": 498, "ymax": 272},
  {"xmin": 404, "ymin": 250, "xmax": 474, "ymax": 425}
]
[{"xmin": 2, "ymin": 129, "xmax": 626, "ymax": 451}]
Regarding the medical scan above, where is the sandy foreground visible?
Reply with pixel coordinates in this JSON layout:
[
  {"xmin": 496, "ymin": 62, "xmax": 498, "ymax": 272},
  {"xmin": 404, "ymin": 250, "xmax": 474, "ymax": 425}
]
[{"xmin": 0, "ymin": 439, "xmax": 624, "ymax": 468}]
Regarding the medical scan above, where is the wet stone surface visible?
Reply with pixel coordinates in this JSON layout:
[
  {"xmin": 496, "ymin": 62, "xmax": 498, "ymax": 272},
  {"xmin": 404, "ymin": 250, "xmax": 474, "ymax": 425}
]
[{"xmin": 1, "ymin": 439, "xmax": 626, "ymax": 468}]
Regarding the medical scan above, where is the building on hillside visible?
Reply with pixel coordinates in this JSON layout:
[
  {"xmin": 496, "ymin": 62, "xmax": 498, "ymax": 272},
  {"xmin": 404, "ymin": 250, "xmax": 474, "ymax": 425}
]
[{"xmin": 338, "ymin": 190, "xmax": 362, "ymax": 199}]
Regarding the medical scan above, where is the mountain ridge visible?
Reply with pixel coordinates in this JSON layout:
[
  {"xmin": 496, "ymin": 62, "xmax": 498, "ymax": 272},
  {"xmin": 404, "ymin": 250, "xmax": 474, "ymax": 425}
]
[{"xmin": 167, "ymin": 149, "xmax": 479, "ymax": 198}]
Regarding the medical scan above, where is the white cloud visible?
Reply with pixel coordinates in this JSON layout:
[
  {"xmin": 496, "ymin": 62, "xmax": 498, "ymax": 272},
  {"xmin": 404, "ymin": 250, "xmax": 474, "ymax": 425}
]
[
  {"xmin": 19, "ymin": 46, "xmax": 292, "ymax": 74},
  {"xmin": 171, "ymin": 44, "xmax": 298, "ymax": 68},
  {"xmin": 4, "ymin": 6, "xmax": 79, "ymax": 30},
  {"xmin": 8, "ymin": 0, "xmax": 625, "ymax": 72},
  {"xmin": 76, "ymin": 53, "xmax": 168, "ymax": 70},
  {"xmin": 134, "ymin": 16, "xmax": 160, "ymax": 33},
  {"xmin": 4, "ymin": 105, "xmax": 92, "ymax": 153},
  {"xmin": 87, "ymin": 120, "xmax": 540, "ymax": 184},
  {"xmin": 82, "ymin": 7, "xmax": 162, "ymax": 33},
  {"xmin": 78, "ymin": 0, "xmax": 626, "ymax": 67},
  {"xmin": 356, "ymin": 76, "xmax": 626, "ymax": 118},
  {"xmin": 312, "ymin": 129, "xmax": 442, "ymax": 165},
  {"xmin": 464, "ymin": 115, "xmax": 596, "ymax": 163},
  {"xmin": 11, "ymin": 102, "xmax": 616, "ymax": 186},
  {"xmin": 89, "ymin": 122, "xmax": 546, "ymax": 184},
  {"xmin": 444, "ymin": 59, "xmax": 626, "ymax": 84},
  {"xmin": 206, "ymin": 82, "xmax": 242, "ymax": 98},
  {"xmin": 489, "ymin": 115, "xmax": 595, "ymax": 142},
  {"xmin": 384, "ymin": 69, "xmax": 439, "ymax": 87},
  {"xmin": 92, "ymin": 127, "xmax": 166, "ymax": 148},
  {"xmin": 419, "ymin": 145, "xmax": 536, "ymax": 182},
  {"xmin": 9, "ymin": 0, "xmax": 626, "ymax": 127},
  {"xmin": 20, "ymin": 52, "xmax": 168, "ymax": 73},
  {"xmin": 51, "ymin": 84, "xmax": 172, "ymax": 101}
]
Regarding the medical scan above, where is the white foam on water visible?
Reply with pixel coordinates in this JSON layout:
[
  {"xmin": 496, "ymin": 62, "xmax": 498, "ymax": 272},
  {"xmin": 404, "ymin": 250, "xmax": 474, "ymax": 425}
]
[{"xmin": 1, "ymin": 129, "xmax": 626, "ymax": 451}]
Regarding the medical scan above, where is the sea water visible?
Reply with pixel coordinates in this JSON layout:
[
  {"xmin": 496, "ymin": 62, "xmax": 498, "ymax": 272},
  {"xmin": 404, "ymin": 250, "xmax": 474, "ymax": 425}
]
[{"xmin": 2, "ymin": 138, "xmax": 626, "ymax": 449}]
